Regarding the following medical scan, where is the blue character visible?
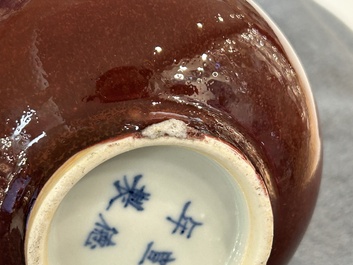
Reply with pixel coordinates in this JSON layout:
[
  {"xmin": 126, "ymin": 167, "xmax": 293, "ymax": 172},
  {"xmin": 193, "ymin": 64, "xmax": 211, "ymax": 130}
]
[
  {"xmin": 139, "ymin": 242, "xmax": 175, "ymax": 265},
  {"xmin": 166, "ymin": 201, "xmax": 203, "ymax": 239},
  {"xmin": 106, "ymin": 174, "xmax": 150, "ymax": 211},
  {"xmin": 84, "ymin": 213, "xmax": 118, "ymax": 249}
]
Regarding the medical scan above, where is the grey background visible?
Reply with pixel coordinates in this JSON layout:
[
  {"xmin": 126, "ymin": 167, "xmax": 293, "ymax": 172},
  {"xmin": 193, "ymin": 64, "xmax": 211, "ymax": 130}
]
[{"xmin": 255, "ymin": 0, "xmax": 353, "ymax": 264}]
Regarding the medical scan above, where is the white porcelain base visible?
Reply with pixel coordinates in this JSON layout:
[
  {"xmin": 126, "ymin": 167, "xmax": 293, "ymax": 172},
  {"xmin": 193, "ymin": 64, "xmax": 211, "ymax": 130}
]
[{"xmin": 25, "ymin": 120, "xmax": 273, "ymax": 265}]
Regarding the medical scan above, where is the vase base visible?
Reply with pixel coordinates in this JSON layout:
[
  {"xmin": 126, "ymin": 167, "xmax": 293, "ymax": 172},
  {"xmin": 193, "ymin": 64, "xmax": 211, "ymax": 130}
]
[{"xmin": 25, "ymin": 120, "xmax": 273, "ymax": 265}]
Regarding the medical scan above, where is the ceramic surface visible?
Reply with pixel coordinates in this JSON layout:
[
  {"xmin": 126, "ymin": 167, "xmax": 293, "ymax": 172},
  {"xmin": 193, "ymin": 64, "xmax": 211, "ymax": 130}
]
[
  {"xmin": 25, "ymin": 133, "xmax": 273, "ymax": 265},
  {"xmin": 0, "ymin": 0, "xmax": 322, "ymax": 264}
]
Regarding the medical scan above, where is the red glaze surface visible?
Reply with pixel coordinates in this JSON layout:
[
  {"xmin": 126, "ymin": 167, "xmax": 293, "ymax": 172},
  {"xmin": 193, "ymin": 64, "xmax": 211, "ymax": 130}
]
[{"xmin": 0, "ymin": 0, "xmax": 322, "ymax": 264}]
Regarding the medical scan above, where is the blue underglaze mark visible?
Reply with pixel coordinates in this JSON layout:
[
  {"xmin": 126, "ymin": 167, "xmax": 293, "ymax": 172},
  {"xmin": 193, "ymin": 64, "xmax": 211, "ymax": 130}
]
[
  {"xmin": 106, "ymin": 174, "xmax": 150, "ymax": 211},
  {"xmin": 138, "ymin": 241, "xmax": 175, "ymax": 265},
  {"xmin": 84, "ymin": 213, "xmax": 118, "ymax": 249},
  {"xmin": 166, "ymin": 201, "xmax": 203, "ymax": 239}
]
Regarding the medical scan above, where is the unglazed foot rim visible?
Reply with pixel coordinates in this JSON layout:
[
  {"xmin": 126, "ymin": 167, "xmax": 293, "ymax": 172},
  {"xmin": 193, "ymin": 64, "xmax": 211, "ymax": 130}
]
[{"xmin": 25, "ymin": 120, "xmax": 273, "ymax": 265}]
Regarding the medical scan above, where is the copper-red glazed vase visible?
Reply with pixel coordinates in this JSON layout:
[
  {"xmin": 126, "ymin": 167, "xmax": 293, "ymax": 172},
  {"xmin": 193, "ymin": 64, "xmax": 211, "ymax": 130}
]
[{"xmin": 0, "ymin": 0, "xmax": 322, "ymax": 264}]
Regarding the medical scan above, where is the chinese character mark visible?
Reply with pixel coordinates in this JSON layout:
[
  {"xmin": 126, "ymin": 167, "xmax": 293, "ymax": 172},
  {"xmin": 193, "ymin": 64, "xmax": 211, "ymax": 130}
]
[
  {"xmin": 166, "ymin": 201, "xmax": 203, "ymax": 239},
  {"xmin": 138, "ymin": 241, "xmax": 175, "ymax": 265},
  {"xmin": 84, "ymin": 213, "xmax": 118, "ymax": 249},
  {"xmin": 106, "ymin": 174, "xmax": 150, "ymax": 211}
]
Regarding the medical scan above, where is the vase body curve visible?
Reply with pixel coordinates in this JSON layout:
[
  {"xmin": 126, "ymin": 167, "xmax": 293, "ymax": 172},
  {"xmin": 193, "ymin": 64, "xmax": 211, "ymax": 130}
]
[{"xmin": 0, "ymin": 1, "xmax": 322, "ymax": 264}]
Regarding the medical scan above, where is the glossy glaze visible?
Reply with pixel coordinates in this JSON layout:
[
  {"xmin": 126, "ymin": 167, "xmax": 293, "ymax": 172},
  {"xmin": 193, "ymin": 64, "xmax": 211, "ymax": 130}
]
[{"xmin": 0, "ymin": 0, "xmax": 322, "ymax": 264}]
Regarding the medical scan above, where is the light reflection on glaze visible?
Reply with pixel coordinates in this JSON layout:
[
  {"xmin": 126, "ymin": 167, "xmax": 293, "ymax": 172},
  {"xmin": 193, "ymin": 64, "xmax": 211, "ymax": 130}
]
[
  {"xmin": 1, "ymin": 107, "xmax": 42, "ymax": 170},
  {"xmin": 162, "ymin": 25, "xmax": 305, "ymax": 143},
  {"xmin": 149, "ymin": 25, "xmax": 305, "ymax": 120},
  {"xmin": 0, "ymin": 107, "xmax": 46, "ymax": 209},
  {"xmin": 30, "ymin": 30, "xmax": 49, "ymax": 91}
]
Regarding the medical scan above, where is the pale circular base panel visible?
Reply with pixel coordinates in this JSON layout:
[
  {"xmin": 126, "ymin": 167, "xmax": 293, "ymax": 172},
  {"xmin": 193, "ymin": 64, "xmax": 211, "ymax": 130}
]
[{"xmin": 25, "ymin": 120, "xmax": 273, "ymax": 265}]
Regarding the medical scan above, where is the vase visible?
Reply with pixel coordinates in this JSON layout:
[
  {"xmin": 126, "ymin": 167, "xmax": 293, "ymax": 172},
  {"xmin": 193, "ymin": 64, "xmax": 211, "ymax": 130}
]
[{"xmin": 0, "ymin": 0, "xmax": 322, "ymax": 264}]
